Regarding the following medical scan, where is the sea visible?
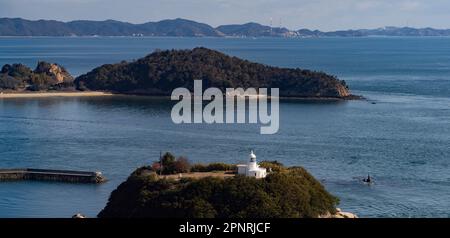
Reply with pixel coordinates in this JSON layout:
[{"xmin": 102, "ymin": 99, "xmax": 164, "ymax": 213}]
[{"xmin": 0, "ymin": 37, "xmax": 449, "ymax": 218}]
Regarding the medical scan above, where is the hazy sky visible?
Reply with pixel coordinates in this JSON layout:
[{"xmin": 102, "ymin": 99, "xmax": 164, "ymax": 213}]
[{"xmin": 1, "ymin": 0, "xmax": 450, "ymax": 31}]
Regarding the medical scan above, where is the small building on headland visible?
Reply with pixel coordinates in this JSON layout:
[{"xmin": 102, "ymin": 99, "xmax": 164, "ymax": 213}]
[{"xmin": 237, "ymin": 151, "xmax": 267, "ymax": 179}]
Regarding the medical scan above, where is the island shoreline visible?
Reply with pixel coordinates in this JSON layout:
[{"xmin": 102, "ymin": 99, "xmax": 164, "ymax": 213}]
[
  {"xmin": 0, "ymin": 91, "xmax": 114, "ymax": 98},
  {"xmin": 0, "ymin": 90, "xmax": 364, "ymax": 100}
]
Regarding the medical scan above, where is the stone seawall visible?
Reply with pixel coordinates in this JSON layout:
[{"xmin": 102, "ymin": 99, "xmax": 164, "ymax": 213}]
[{"xmin": 0, "ymin": 168, "xmax": 106, "ymax": 184}]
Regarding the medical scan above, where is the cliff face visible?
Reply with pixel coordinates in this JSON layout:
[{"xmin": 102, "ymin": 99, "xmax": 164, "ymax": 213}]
[
  {"xmin": 34, "ymin": 62, "xmax": 73, "ymax": 84},
  {"xmin": 75, "ymin": 48, "xmax": 353, "ymax": 98},
  {"xmin": 0, "ymin": 62, "xmax": 74, "ymax": 91},
  {"xmin": 335, "ymin": 83, "xmax": 351, "ymax": 97}
]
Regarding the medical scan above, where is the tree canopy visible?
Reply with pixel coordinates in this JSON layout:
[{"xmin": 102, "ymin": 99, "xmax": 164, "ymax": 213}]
[
  {"xmin": 75, "ymin": 47, "xmax": 352, "ymax": 98},
  {"xmin": 98, "ymin": 162, "xmax": 339, "ymax": 218}
]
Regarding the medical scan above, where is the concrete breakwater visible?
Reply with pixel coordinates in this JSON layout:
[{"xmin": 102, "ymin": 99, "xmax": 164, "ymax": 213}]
[{"xmin": 0, "ymin": 168, "xmax": 106, "ymax": 184}]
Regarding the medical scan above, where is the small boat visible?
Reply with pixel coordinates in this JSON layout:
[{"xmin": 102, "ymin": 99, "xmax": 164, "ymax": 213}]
[{"xmin": 362, "ymin": 174, "xmax": 373, "ymax": 185}]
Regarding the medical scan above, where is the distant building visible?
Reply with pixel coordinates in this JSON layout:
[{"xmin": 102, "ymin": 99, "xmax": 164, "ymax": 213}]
[{"xmin": 237, "ymin": 151, "xmax": 267, "ymax": 179}]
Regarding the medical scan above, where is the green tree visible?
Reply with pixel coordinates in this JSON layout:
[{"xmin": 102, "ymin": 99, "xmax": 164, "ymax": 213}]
[{"xmin": 161, "ymin": 152, "xmax": 176, "ymax": 175}]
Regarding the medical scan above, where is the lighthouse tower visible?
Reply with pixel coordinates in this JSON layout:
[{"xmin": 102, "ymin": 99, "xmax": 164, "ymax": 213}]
[
  {"xmin": 237, "ymin": 150, "xmax": 267, "ymax": 179},
  {"xmin": 248, "ymin": 150, "xmax": 257, "ymax": 170}
]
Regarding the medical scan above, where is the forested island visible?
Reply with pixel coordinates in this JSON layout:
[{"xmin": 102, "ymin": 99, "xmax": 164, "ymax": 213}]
[
  {"xmin": 1, "ymin": 48, "xmax": 356, "ymax": 99},
  {"xmin": 75, "ymin": 48, "xmax": 354, "ymax": 98},
  {"xmin": 98, "ymin": 153, "xmax": 344, "ymax": 218}
]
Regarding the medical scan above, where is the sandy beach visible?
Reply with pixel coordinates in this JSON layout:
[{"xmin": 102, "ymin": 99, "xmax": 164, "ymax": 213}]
[{"xmin": 0, "ymin": 91, "xmax": 114, "ymax": 98}]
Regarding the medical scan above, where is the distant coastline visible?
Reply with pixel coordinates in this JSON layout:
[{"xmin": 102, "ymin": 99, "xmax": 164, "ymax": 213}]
[{"xmin": 2, "ymin": 17, "xmax": 450, "ymax": 38}]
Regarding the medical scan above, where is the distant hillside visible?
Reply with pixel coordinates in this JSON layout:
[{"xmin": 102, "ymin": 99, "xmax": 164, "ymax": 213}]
[
  {"xmin": 297, "ymin": 26, "xmax": 450, "ymax": 37},
  {"xmin": 2, "ymin": 18, "xmax": 450, "ymax": 37},
  {"xmin": 0, "ymin": 18, "xmax": 223, "ymax": 37},
  {"xmin": 74, "ymin": 47, "xmax": 353, "ymax": 98},
  {"xmin": 217, "ymin": 22, "xmax": 292, "ymax": 37}
]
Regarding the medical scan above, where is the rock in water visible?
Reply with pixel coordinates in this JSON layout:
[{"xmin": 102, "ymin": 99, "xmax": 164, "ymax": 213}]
[
  {"xmin": 319, "ymin": 208, "xmax": 358, "ymax": 218},
  {"xmin": 72, "ymin": 213, "xmax": 87, "ymax": 218}
]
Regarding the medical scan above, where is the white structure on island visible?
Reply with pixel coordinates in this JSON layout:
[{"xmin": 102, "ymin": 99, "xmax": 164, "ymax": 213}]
[{"xmin": 237, "ymin": 151, "xmax": 267, "ymax": 179}]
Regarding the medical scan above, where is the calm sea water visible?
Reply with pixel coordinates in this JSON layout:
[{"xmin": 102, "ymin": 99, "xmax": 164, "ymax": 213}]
[{"xmin": 0, "ymin": 37, "xmax": 449, "ymax": 218}]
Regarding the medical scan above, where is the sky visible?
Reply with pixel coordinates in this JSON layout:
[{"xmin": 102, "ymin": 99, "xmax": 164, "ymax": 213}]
[{"xmin": 1, "ymin": 0, "xmax": 450, "ymax": 31}]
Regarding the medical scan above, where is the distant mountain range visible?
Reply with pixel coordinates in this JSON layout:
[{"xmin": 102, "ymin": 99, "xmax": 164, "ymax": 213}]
[{"xmin": 2, "ymin": 18, "xmax": 450, "ymax": 37}]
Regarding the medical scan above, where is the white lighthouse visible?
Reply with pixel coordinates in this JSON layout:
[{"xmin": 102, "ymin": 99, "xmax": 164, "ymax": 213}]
[{"xmin": 237, "ymin": 150, "xmax": 267, "ymax": 179}]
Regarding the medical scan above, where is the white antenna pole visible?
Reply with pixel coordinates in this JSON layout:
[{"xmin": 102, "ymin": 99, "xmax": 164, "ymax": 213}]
[{"xmin": 270, "ymin": 17, "xmax": 273, "ymax": 35}]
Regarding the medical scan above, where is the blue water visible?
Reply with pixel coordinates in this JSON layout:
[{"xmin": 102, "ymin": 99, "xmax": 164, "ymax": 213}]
[{"xmin": 0, "ymin": 37, "xmax": 449, "ymax": 218}]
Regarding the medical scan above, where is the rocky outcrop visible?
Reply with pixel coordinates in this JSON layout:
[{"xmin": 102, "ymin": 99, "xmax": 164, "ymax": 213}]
[
  {"xmin": 319, "ymin": 208, "xmax": 358, "ymax": 218},
  {"xmin": 0, "ymin": 62, "xmax": 74, "ymax": 91},
  {"xmin": 34, "ymin": 61, "xmax": 73, "ymax": 84},
  {"xmin": 335, "ymin": 84, "xmax": 350, "ymax": 97}
]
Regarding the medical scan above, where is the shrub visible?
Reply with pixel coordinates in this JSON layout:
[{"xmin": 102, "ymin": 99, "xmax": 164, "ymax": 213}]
[
  {"xmin": 152, "ymin": 153, "xmax": 192, "ymax": 175},
  {"xmin": 173, "ymin": 156, "xmax": 191, "ymax": 173},
  {"xmin": 0, "ymin": 74, "xmax": 22, "ymax": 89},
  {"xmin": 190, "ymin": 164, "xmax": 208, "ymax": 172},
  {"xmin": 206, "ymin": 163, "xmax": 236, "ymax": 172},
  {"xmin": 160, "ymin": 152, "xmax": 176, "ymax": 174},
  {"xmin": 259, "ymin": 160, "xmax": 285, "ymax": 173},
  {"xmin": 190, "ymin": 163, "xmax": 236, "ymax": 172}
]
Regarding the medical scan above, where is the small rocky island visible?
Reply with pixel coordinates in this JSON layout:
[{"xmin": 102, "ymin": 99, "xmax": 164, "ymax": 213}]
[
  {"xmin": 0, "ymin": 61, "xmax": 74, "ymax": 91},
  {"xmin": 98, "ymin": 152, "xmax": 355, "ymax": 218}
]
